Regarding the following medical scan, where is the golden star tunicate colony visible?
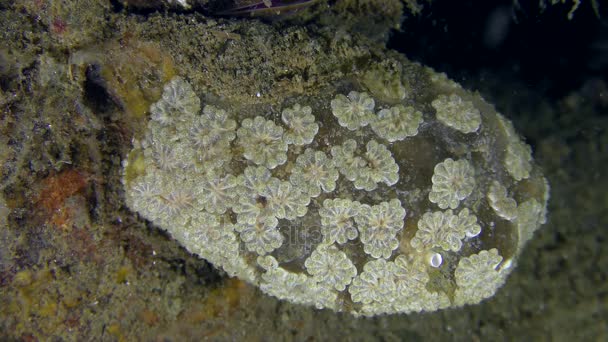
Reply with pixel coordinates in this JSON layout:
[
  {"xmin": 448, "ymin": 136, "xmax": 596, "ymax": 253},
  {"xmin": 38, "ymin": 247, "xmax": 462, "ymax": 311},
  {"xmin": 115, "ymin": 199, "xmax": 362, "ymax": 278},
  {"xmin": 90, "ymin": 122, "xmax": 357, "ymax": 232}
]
[{"xmin": 122, "ymin": 64, "xmax": 549, "ymax": 316}]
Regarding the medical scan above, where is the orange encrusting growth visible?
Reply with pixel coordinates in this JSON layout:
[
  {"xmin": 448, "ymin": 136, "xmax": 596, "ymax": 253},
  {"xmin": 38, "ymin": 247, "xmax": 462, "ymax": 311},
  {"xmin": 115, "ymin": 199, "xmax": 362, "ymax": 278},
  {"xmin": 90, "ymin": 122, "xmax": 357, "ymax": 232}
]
[{"xmin": 35, "ymin": 169, "xmax": 90, "ymax": 229}]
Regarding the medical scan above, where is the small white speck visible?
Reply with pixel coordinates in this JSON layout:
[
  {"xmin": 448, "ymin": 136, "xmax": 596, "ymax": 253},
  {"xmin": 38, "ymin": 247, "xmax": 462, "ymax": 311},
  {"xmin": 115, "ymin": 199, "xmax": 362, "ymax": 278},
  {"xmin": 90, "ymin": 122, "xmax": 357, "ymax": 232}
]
[
  {"xmin": 429, "ymin": 253, "xmax": 443, "ymax": 268},
  {"xmin": 466, "ymin": 229, "xmax": 481, "ymax": 238}
]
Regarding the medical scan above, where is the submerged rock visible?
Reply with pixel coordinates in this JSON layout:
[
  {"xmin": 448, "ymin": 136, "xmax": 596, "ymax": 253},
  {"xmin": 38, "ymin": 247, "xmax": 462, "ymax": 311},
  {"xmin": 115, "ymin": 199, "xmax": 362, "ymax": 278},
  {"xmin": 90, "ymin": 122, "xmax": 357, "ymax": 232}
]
[{"xmin": 122, "ymin": 61, "xmax": 549, "ymax": 315}]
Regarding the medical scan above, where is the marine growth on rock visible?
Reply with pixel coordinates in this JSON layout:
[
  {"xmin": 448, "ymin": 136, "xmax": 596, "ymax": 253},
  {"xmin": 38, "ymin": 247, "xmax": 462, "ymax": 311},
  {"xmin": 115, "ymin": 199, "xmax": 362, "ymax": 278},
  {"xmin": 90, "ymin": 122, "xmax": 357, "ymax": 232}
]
[{"xmin": 123, "ymin": 64, "xmax": 549, "ymax": 316}]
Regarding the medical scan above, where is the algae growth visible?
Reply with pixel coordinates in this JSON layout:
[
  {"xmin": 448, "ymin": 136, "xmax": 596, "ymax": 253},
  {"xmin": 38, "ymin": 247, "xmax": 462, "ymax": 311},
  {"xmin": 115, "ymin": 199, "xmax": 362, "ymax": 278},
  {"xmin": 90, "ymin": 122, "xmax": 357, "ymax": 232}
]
[{"xmin": 122, "ymin": 56, "xmax": 549, "ymax": 315}]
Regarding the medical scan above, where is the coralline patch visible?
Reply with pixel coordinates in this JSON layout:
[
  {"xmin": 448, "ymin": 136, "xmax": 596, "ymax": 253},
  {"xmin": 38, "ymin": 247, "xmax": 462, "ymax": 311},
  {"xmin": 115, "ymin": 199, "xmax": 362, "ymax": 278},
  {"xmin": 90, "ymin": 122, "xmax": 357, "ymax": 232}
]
[
  {"xmin": 505, "ymin": 139, "xmax": 533, "ymax": 181},
  {"xmin": 150, "ymin": 76, "xmax": 200, "ymax": 126},
  {"xmin": 428, "ymin": 158, "xmax": 476, "ymax": 210},
  {"xmin": 264, "ymin": 178, "xmax": 310, "ymax": 220},
  {"xmin": 190, "ymin": 105, "xmax": 237, "ymax": 149},
  {"xmin": 237, "ymin": 116, "xmax": 288, "ymax": 169},
  {"xmin": 304, "ymin": 244, "xmax": 358, "ymax": 291},
  {"xmin": 391, "ymin": 255, "xmax": 450, "ymax": 312},
  {"xmin": 348, "ymin": 255, "xmax": 450, "ymax": 315},
  {"xmin": 432, "ymin": 94, "xmax": 481, "ymax": 134},
  {"xmin": 516, "ymin": 199, "xmax": 546, "ymax": 246},
  {"xmin": 355, "ymin": 199, "xmax": 406, "ymax": 259},
  {"xmin": 330, "ymin": 139, "xmax": 367, "ymax": 183},
  {"xmin": 410, "ymin": 208, "xmax": 481, "ymax": 254},
  {"xmin": 349, "ymin": 258, "xmax": 396, "ymax": 305},
  {"xmin": 189, "ymin": 105, "xmax": 236, "ymax": 171},
  {"xmin": 330, "ymin": 139, "xmax": 399, "ymax": 192},
  {"xmin": 198, "ymin": 171, "xmax": 238, "ymax": 214},
  {"xmin": 258, "ymin": 255, "xmax": 337, "ymax": 310},
  {"xmin": 235, "ymin": 214, "xmax": 282, "ymax": 255},
  {"xmin": 281, "ymin": 104, "xmax": 319, "ymax": 145},
  {"xmin": 371, "ymin": 105, "xmax": 423, "ymax": 142},
  {"xmin": 318, "ymin": 198, "xmax": 361, "ymax": 245},
  {"xmin": 330, "ymin": 91, "xmax": 375, "ymax": 130},
  {"xmin": 487, "ymin": 180, "xmax": 518, "ymax": 221},
  {"xmin": 187, "ymin": 214, "xmax": 240, "ymax": 267},
  {"xmin": 123, "ymin": 68, "xmax": 549, "ymax": 316},
  {"xmin": 289, "ymin": 149, "xmax": 339, "ymax": 197},
  {"xmin": 454, "ymin": 249, "xmax": 507, "ymax": 306},
  {"xmin": 353, "ymin": 140, "xmax": 400, "ymax": 191},
  {"xmin": 496, "ymin": 114, "xmax": 533, "ymax": 181},
  {"xmin": 144, "ymin": 134, "xmax": 187, "ymax": 171},
  {"xmin": 239, "ymin": 165, "xmax": 273, "ymax": 195}
]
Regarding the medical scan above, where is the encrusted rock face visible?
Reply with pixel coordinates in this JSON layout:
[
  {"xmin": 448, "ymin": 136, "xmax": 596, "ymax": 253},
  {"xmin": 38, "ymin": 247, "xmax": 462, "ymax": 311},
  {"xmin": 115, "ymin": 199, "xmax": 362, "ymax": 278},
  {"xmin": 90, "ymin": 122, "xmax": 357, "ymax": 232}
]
[{"xmin": 122, "ymin": 64, "xmax": 549, "ymax": 316}]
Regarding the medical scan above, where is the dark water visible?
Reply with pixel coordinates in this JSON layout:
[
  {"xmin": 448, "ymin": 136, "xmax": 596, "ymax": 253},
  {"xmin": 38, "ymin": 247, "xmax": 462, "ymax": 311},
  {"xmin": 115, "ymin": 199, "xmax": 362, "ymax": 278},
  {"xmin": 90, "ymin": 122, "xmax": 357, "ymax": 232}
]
[{"xmin": 390, "ymin": 0, "xmax": 605, "ymax": 100}]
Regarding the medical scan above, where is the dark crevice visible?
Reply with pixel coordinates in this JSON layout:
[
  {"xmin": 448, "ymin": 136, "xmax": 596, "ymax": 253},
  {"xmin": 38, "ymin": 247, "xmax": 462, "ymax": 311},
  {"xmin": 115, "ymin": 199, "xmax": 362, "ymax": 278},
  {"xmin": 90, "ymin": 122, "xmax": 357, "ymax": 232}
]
[
  {"xmin": 389, "ymin": 0, "xmax": 605, "ymax": 100},
  {"xmin": 83, "ymin": 64, "xmax": 116, "ymax": 116}
]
